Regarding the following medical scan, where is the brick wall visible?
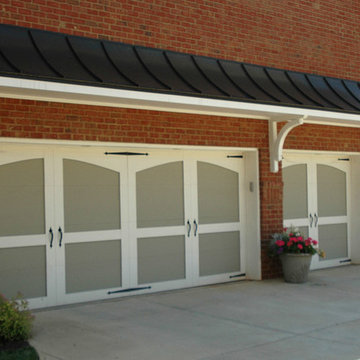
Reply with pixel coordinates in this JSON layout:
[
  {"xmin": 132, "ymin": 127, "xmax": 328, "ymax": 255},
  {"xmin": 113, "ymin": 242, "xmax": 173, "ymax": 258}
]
[{"xmin": 1, "ymin": 0, "xmax": 359, "ymax": 81}]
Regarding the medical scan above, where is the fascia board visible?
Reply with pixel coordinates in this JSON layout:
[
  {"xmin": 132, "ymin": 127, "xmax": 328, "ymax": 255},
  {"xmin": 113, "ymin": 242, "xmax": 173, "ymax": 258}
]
[{"xmin": 1, "ymin": 77, "xmax": 360, "ymax": 126}]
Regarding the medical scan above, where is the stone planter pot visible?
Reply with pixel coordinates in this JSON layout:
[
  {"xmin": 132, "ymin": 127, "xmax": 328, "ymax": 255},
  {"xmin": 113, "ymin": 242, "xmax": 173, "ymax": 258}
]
[{"xmin": 280, "ymin": 253, "xmax": 312, "ymax": 283}]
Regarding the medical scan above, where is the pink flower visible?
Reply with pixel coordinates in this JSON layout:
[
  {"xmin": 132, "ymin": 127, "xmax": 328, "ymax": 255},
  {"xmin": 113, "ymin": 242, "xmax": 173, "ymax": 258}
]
[
  {"xmin": 276, "ymin": 240, "xmax": 285, "ymax": 247},
  {"xmin": 287, "ymin": 241, "xmax": 293, "ymax": 247},
  {"xmin": 305, "ymin": 239, "xmax": 311, "ymax": 246},
  {"xmin": 312, "ymin": 240, "xmax": 318, "ymax": 245},
  {"xmin": 290, "ymin": 237, "xmax": 297, "ymax": 242},
  {"xmin": 297, "ymin": 236, "xmax": 303, "ymax": 241},
  {"xmin": 297, "ymin": 244, "xmax": 303, "ymax": 250}
]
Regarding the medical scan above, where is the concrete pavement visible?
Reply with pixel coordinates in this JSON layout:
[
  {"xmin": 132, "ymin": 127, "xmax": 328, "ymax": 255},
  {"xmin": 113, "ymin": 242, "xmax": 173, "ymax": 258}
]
[{"xmin": 30, "ymin": 265, "xmax": 360, "ymax": 360}]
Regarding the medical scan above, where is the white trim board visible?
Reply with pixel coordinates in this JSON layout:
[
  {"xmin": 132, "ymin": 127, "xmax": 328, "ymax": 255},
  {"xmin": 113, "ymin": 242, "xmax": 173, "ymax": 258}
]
[
  {"xmin": 1, "ymin": 77, "xmax": 360, "ymax": 125},
  {"xmin": 0, "ymin": 136, "xmax": 257, "ymax": 153}
]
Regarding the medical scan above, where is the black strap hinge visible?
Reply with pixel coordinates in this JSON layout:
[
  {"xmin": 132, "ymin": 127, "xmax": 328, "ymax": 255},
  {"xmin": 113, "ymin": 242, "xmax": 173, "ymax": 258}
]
[
  {"xmin": 339, "ymin": 259, "xmax": 351, "ymax": 263},
  {"xmin": 105, "ymin": 152, "xmax": 149, "ymax": 156},
  {"xmin": 108, "ymin": 286, "xmax": 151, "ymax": 295},
  {"xmin": 229, "ymin": 273, "xmax": 246, "ymax": 279},
  {"xmin": 227, "ymin": 155, "xmax": 243, "ymax": 158}
]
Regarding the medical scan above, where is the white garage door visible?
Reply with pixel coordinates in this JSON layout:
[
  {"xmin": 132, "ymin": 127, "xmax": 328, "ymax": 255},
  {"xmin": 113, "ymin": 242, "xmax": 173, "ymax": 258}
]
[
  {"xmin": 0, "ymin": 144, "xmax": 246, "ymax": 308},
  {"xmin": 283, "ymin": 154, "xmax": 350, "ymax": 269}
]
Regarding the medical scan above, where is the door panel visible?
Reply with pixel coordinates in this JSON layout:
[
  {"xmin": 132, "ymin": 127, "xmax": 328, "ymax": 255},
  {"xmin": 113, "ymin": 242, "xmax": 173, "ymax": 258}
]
[
  {"xmin": 283, "ymin": 164, "xmax": 308, "ymax": 220},
  {"xmin": 318, "ymin": 223, "xmax": 348, "ymax": 261},
  {"xmin": 0, "ymin": 145, "xmax": 56, "ymax": 308},
  {"xmin": 199, "ymin": 231, "xmax": 240, "ymax": 277},
  {"xmin": 131, "ymin": 149, "xmax": 244, "ymax": 289},
  {"xmin": 136, "ymin": 161, "xmax": 185, "ymax": 228},
  {"xmin": 137, "ymin": 235, "xmax": 186, "ymax": 284},
  {"xmin": 63, "ymin": 159, "xmax": 121, "ymax": 232},
  {"xmin": 65, "ymin": 239, "xmax": 122, "ymax": 293},
  {"xmin": 0, "ymin": 246, "xmax": 47, "ymax": 299},
  {"xmin": 317, "ymin": 164, "xmax": 347, "ymax": 217},
  {"xmin": 129, "ymin": 150, "xmax": 190, "ymax": 291},
  {"xmin": 0, "ymin": 159, "xmax": 45, "ymax": 236},
  {"xmin": 192, "ymin": 151, "xmax": 244, "ymax": 284},
  {"xmin": 197, "ymin": 161, "xmax": 239, "ymax": 224},
  {"xmin": 55, "ymin": 150, "xmax": 128, "ymax": 305}
]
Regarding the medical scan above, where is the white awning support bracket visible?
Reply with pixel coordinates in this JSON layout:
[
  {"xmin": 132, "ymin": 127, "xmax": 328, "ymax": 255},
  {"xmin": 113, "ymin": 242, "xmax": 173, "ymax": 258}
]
[{"xmin": 269, "ymin": 116, "xmax": 306, "ymax": 173}]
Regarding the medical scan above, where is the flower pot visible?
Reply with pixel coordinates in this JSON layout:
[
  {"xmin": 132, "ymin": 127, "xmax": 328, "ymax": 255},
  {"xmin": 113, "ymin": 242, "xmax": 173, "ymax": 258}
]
[{"xmin": 280, "ymin": 253, "xmax": 312, "ymax": 283}]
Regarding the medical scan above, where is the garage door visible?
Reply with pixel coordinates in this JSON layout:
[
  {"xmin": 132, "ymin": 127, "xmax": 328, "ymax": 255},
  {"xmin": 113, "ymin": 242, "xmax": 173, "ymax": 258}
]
[
  {"xmin": 283, "ymin": 154, "xmax": 350, "ymax": 269},
  {"xmin": 0, "ymin": 144, "xmax": 245, "ymax": 308}
]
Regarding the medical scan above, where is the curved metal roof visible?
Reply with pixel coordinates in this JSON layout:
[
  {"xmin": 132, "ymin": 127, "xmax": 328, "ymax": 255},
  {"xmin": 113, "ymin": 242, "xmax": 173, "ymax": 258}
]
[{"xmin": 0, "ymin": 23, "xmax": 360, "ymax": 114}]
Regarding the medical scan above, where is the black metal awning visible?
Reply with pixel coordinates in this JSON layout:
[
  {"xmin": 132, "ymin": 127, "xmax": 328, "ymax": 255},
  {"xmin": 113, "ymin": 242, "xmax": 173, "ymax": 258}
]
[{"xmin": 0, "ymin": 23, "xmax": 360, "ymax": 114}]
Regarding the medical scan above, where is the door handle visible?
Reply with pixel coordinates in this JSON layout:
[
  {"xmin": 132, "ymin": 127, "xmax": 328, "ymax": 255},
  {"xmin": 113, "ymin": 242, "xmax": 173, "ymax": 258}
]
[
  {"xmin": 314, "ymin": 213, "xmax": 318, "ymax": 227},
  {"xmin": 193, "ymin": 220, "xmax": 198, "ymax": 236},
  {"xmin": 187, "ymin": 220, "xmax": 191, "ymax": 237},
  {"xmin": 309, "ymin": 213, "xmax": 313, "ymax": 227},
  {"xmin": 58, "ymin": 227, "xmax": 63, "ymax": 247},
  {"xmin": 49, "ymin": 227, "xmax": 54, "ymax": 248}
]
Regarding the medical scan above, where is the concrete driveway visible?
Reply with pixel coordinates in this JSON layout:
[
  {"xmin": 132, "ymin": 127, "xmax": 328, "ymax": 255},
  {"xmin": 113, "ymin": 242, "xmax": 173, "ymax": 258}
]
[{"xmin": 31, "ymin": 266, "xmax": 360, "ymax": 360}]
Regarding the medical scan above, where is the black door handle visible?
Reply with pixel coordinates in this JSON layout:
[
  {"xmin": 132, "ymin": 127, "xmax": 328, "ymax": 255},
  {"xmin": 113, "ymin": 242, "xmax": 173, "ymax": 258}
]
[
  {"xmin": 58, "ymin": 227, "xmax": 63, "ymax": 247},
  {"xmin": 187, "ymin": 220, "xmax": 191, "ymax": 237},
  {"xmin": 193, "ymin": 220, "xmax": 198, "ymax": 236},
  {"xmin": 49, "ymin": 227, "xmax": 54, "ymax": 248}
]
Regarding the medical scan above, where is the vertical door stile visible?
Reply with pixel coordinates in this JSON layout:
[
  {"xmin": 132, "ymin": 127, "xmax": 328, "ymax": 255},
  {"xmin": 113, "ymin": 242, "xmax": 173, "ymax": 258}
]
[
  {"xmin": 44, "ymin": 149, "xmax": 57, "ymax": 306},
  {"xmin": 238, "ymin": 156, "xmax": 246, "ymax": 277},
  {"xmin": 53, "ymin": 150, "xmax": 65, "ymax": 304},
  {"xmin": 120, "ymin": 154, "xmax": 131, "ymax": 291},
  {"xmin": 346, "ymin": 163, "xmax": 352, "ymax": 260},
  {"xmin": 308, "ymin": 161, "xmax": 317, "ymax": 243},
  {"xmin": 127, "ymin": 153, "xmax": 138, "ymax": 290},
  {"xmin": 185, "ymin": 152, "xmax": 199, "ymax": 283}
]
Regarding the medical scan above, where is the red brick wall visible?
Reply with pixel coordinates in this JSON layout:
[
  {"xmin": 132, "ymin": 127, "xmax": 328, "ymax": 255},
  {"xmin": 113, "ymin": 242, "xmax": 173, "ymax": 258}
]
[{"xmin": 1, "ymin": 0, "xmax": 360, "ymax": 81}]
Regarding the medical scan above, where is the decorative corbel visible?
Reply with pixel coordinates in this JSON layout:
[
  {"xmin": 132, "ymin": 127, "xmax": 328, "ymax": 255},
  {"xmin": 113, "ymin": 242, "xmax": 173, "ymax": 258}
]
[{"xmin": 269, "ymin": 116, "xmax": 307, "ymax": 173}]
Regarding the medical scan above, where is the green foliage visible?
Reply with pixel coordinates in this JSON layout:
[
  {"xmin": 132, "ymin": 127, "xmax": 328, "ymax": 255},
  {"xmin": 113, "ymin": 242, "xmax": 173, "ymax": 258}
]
[
  {"xmin": 0, "ymin": 345, "xmax": 39, "ymax": 360},
  {"xmin": 269, "ymin": 226, "xmax": 325, "ymax": 258},
  {"xmin": 0, "ymin": 294, "xmax": 34, "ymax": 345}
]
